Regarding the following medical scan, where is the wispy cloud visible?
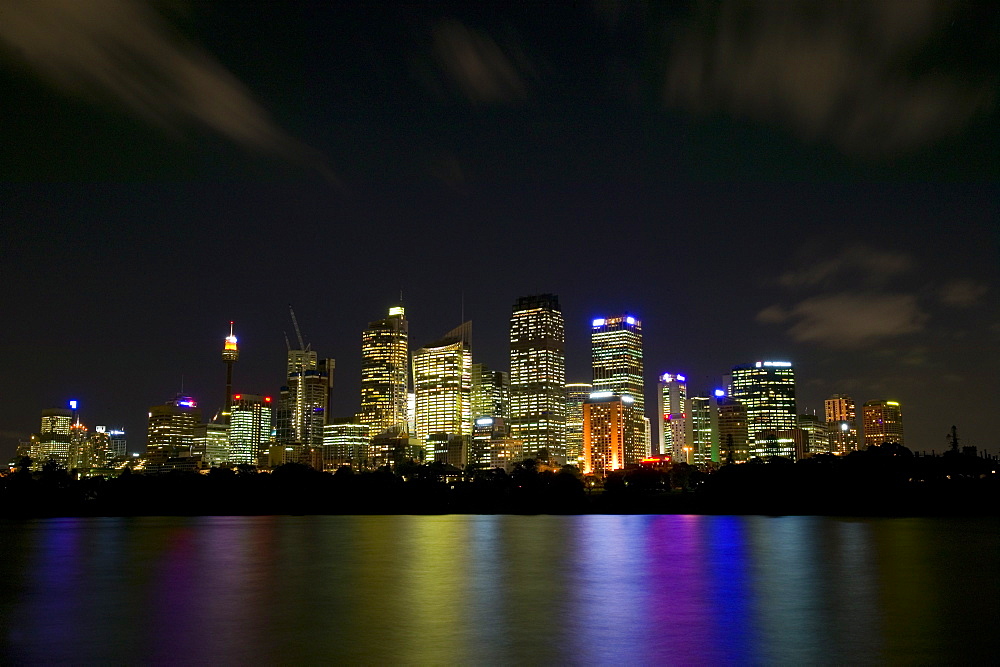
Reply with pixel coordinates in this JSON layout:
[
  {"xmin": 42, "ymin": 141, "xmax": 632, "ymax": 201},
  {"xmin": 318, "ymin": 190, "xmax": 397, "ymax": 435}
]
[
  {"xmin": 758, "ymin": 292, "xmax": 928, "ymax": 348},
  {"xmin": 431, "ymin": 19, "xmax": 529, "ymax": 104},
  {"xmin": 778, "ymin": 245, "xmax": 914, "ymax": 289},
  {"xmin": 664, "ymin": 0, "xmax": 995, "ymax": 157},
  {"xmin": 938, "ymin": 279, "xmax": 989, "ymax": 307},
  {"xmin": 0, "ymin": 0, "xmax": 328, "ymax": 172}
]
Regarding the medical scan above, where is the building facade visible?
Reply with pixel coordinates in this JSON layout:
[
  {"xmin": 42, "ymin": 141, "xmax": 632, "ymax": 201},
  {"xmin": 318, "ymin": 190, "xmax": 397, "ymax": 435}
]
[
  {"xmin": 358, "ymin": 306, "xmax": 409, "ymax": 436},
  {"xmin": 592, "ymin": 314, "xmax": 645, "ymax": 464},
  {"xmin": 412, "ymin": 322, "xmax": 472, "ymax": 444},
  {"xmin": 657, "ymin": 372, "xmax": 688, "ymax": 460},
  {"xmin": 229, "ymin": 394, "xmax": 273, "ymax": 465},
  {"xmin": 147, "ymin": 395, "xmax": 201, "ymax": 456},
  {"xmin": 582, "ymin": 392, "xmax": 629, "ymax": 476},
  {"xmin": 564, "ymin": 382, "xmax": 592, "ymax": 468},
  {"xmin": 509, "ymin": 295, "xmax": 566, "ymax": 463},
  {"xmin": 862, "ymin": 400, "xmax": 904, "ymax": 448},
  {"xmin": 729, "ymin": 361, "xmax": 797, "ymax": 459},
  {"xmin": 824, "ymin": 394, "xmax": 858, "ymax": 454}
]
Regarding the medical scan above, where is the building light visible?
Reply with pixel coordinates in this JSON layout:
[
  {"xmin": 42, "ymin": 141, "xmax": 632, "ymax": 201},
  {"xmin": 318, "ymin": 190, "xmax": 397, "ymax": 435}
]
[
  {"xmin": 69, "ymin": 400, "xmax": 78, "ymax": 409},
  {"xmin": 592, "ymin": 318, "xmax": 605, "ymax": 327},
  {"xmin": 714, "ymin": 389, "xmax": 725, "ymax": 397},
  {"xmin": 625, "ymin": 316, "xmax": 636, "ymax": 325},
  {"xmin": 589, "ymin": 391, "xmax": 614, "ymax": 399}
]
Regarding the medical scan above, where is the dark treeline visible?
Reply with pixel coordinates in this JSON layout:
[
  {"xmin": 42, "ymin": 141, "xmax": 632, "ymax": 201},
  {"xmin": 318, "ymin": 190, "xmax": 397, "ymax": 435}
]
[{"xmin": 1, "ymin": 445, "xmax": 997, "ymax": 518}]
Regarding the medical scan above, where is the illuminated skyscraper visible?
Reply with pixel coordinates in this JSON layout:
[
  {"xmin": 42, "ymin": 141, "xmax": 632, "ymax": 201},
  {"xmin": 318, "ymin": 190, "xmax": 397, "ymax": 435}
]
[
  {"xmin": 583, "ymin": 392, "xmax": 629, "ymax": 476},
  {"xmin": 717, "ymin": 396, "xmax": 749, "ymax": 463},
  {"xmin": 798, "ymin": 413, "xmax": 829, "ymax": 455},
  {"xmin": 657, "ymin": 372, "xmax": 688, "ymax": 459},
  {"xmin": 220, "ymin": 322, "xmax": 239, "ymax": 424},
  {"xmin": 509, "ymin": 295, "xmax": 566, "ymax": 463},
  {"xmin": 471, "ymin": 363, "xmax": 510, "ymax": 427},
  {"xmin": 565, "ymin": 382, "xmax": 592, "ymax": 468},
  {"xmin": 193, "ymin": 423, "xmax": 230, "ymax": 466},
  {"xmin": 730, "ymin": 361, "xmax": 797, "ymax": 458},
  {"xmin": 591, "ymin": 314, "xmax": 644, "ymax": 464},
  {"xmin": 323, "ymin": 421, "xmax": 370, "ymax": 470},
  {"xmin": 147, "ymin": 395, "xmax": 201, "ymax": 456},
  {"xmin": 412, "ymin": 322, "xmax": 472, "ymax": 444},
  {"xmin": 825, "ymin": 394, "xmax": 858, "ymax": 454},
  {"xmin": 32, "ymin": 406, "xmax": 73, "ymax": 463},
  {"xmin": 275, "ymin": 309, "xmax": 334, "ymax": 449},
  {"xmin": 686, "ymin": 394, "xmax": 719, "ymax": 465},
  {"xmin": 229, "ymin": 394, "xmax": 273, "ymax": 465},
  {"xmin": 862, "ymin": 400, "xmax": 904, "ymax": 448},
  {"xmin": 359, "ymin": 306, "xmax": 409, "ymax": 436}
]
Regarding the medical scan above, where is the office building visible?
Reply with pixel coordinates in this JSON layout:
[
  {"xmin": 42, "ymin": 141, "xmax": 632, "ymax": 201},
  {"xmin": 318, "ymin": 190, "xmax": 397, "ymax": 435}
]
[
  {"xmin": 717, "ymin": 397, "xmax": 749, "ymax": 463},
  {"xmin": 862, "ymin": 400, "xmax": 904, "ymax": 448},
  {"xmin": 798, "ymin": 413, "xmax": 829, "ymax": 455},
  {"xmin": 229, "ymin": 394, "xmax": 272, "ymax": 465},
  {"xmin": 509, "ymin": 295, "xmax": 566, "ymax": 463},
  {"xmin": 471, "ymin": 363, "xmax": 510, "ymax": 428},
  {"xmin": 686, "ymin": 394, "xmax": 719, "ymax": 465},
  {"xmin": 565, "ymin": 382, "xmax": 592, "ymax": 468},
  {"xmin": 582, "ymin": 392, "xmax": 629, "ymax": 476},
  {"xmin": 323, "ymin": 421, "xmax": 370, "ymax": 470},
  {"xmin": 412, "ymin": 322, "xmax": 472, "ymax": 444},
  {"xmin": 147, "ymin": 395, "xmax": 201, "ymax": 456},
  {"xmin": 276, "ymin": 349, "xmax": 334, "ymax": 449},
  {"xmin": 32, "ymin": 406, "xmax": 73, "ymax": 464},
  {"xmin": 730, "ymin": 361, "xmax": 797, "ymax": 458},
  {"xmin": 592, "ymin": 314, "xmax": 645, "ymax": 464},
  {"xmin": 358, "ymin": 306, "xmax": 409, "ymax": 436},
  {"xmin": 657, "ymin": 373, "xmax": 688, "ymax": 460},
  {"xmin": 824, "ymin": 394, "xmax": 858, "ymax": 454},
  {"xmin": 193, "ymin": 423, "xmax": 230, "ymax": 466}
]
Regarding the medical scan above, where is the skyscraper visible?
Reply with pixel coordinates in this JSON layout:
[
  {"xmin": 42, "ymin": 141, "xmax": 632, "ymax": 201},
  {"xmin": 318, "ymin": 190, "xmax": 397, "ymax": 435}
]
[
  {"xmin": 220, "ymin": 321, "xmax": 239, "ymax": 424},
  {"xmin": 717, "ymin": 396, "xmax": 749, "ymax": 463},
  {"xmin": 275, "ymin": 309, "xmax": 334, "ymax": 449},
  {"xmin": 824, "ymin": 394, "xmax": 858, "ymax": 454},
  {"xmin": 412, "ymin": 322, "xmax": 472, "ymax": 445},
  {"xmin": 730, "ymin": 361, "xmax": 797, "ymax": 458},
  {"xmin": 358, "ymin": 306, "xmax": 409, "ymax": 436},
  {"xmin": 32, "ymin": 406, "xmax": 73, "ymax": 463},
  {"xmin": 862, "ymin": 400, "xmax": 904, "ymax": 448},
  {"xmin": 686, "ymin": 394, "xmax": 719, "ymax": 465},
  {"xmin": 591, "ymin": 314, "xmax": 644, "ymax": 464},
  {"xmin": 192, "ymin": 423, "xmax": 230, "ymax": 466},
  {"xmin": 565, "ymin": 382, "xmax": 592, "ymax": 468},
  {"xmin": 657, "ymin": 372, "xmax": 688, "ymax": 460},
  {"xmin": 582, "ymin": 392, "xmax": 629, "ymax": 476},
  {"xmin": 229, "ymin": 394, "xmax": 273, "ymax": 465},
  {"xmin": 147, "ymin": 395, "xmax": 201, "ymax": 456},
  {"xmin": 509, "ymin": 295, "xmax": 566, "ymax": 463},
  {"xmin": 471, "ymin": 363, "xmax": 510, "ymax": 427}
]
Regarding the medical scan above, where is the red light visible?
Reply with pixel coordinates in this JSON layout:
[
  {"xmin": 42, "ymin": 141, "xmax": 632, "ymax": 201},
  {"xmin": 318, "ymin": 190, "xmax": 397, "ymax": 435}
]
[
  {"xmin": 234, "ymin": 394, "xmax": 241, "ymax": 400},
  {"xmin": 264, "ymin": 396, "xmax": 272, "ymax": 402}
]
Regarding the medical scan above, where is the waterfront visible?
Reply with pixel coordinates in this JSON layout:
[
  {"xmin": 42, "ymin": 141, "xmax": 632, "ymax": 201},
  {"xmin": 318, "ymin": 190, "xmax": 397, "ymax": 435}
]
[{"xmin": 1, "ymin": 515, "xmax": 997, "ymax": 664}]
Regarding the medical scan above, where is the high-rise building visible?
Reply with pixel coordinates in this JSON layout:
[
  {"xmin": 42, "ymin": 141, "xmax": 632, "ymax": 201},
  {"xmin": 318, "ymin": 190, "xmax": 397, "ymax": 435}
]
[
  {"xmin": 471, "ymin": 363, "xmax": 510, "ymax": 428},
  {"xmin": 717, "ymin": 396, "xmax": 749, "ymax": 463},
  {"xmin": 582, "ymin": 392, "xmax": 629, "ymax": 476},
  {"xmin": 67, "ymin": 420, "xmax": 91, "ymax": 470},
  {"xmin": 686, "ymin": 394, "xmax": 719, "ymax": 465},
  {"xmin": 147, "ymin": 395, "xmax": 201, "ymax": 456},
  {"xmin": 798, "ymin": 413, "xmax": 829, "ymax": 456},
  {"xmin": 193, "ymin": 423, "xmax": 230, "ymax": 466},
  {"xmin": 412, "ymin": 322, "xmax": 472, "ymax": 444},
  {"xmin": 824, "ymin": 394, "xmax": 858, "ymax": 454},
  {"xmin": 862, "ymin": 400, "xmax": 904, "ymax": 448},
  {"xmin": 565, "ymin": 382, "xmax": 592, "ymax": 468},
  {"xmin": 220, "ymin": 321, "xmax": 239, "ymax": 424},
  {"xmin": 730, "ymin": 361, "xmax": 797, "ymax": 458},
  {"xmin": 509, "ymin": 295, "xmax": 566, "ymax": 463},
  {"xmin": 591, "ymin": 314, "xmax": 644, "ymax": 465},
  {"xmin": 32, "ymin": 406, "xmax": 73, "ymax": 463},
  {"xmin": 322, "ymin": 421, "xmax": 370, "ymax": 470},
  {"xmin": 229, "ymin": 394, "xmax": 273, "ymax": 465},
  {"xmin": 276, "ymin": 349, "xmax": 334, "ymax": 449},
  {"xmin": 657, "ymin": 373, "xmax": 688, "ymax": 460},
  {"xmin": 358, "ymin": 306, "xmax": 409, "ymax": 436}
]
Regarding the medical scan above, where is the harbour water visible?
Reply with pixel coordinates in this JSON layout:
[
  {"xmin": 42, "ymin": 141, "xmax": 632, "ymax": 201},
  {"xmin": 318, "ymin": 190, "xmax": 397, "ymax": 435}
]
[{"xmin": 1, "ymin": 515, "xmax": 997, "ymax": 664}]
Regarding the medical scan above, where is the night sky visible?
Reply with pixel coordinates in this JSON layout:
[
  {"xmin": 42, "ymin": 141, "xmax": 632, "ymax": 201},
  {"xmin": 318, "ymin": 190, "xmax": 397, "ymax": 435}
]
[{"xmin": 2, "ymin": 1, "xmax": 997, "ymax": 459}]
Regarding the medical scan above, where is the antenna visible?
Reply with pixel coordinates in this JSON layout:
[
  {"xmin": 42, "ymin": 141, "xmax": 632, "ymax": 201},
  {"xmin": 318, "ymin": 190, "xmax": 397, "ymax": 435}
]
[
  {"xmin": 180, "ymin": 374, "xmax": 185, "ymax": 394},
  {"xmin": 461, "ymin": 291, "xmax": 465, "ymax": 325},
  {"xmin": 229, "ymin": 321, "xmax": 234, "ymax": 337},
  {"xmin": 289, "ymin": 305, "xmax": 306, "ymax": 350}
]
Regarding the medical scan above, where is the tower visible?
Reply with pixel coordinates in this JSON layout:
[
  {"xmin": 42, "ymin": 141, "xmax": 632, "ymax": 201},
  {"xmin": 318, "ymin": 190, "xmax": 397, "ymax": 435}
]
[
  {"xmin": 412, "ymin": 322, "xmax": 472, "ymax": 449},
  {"xmin": 582, "ymin": 392, "xmax": 629, "ymax": 476},
  {"xmin": 862, "ymin": 400, "xmax": 904, "ymax": 448},
  {"xmin": 147, "ymin": 395, "xmax": 201, "ymax": 457},
  {"xmin": 729, "ymin": 361, "xmax": 796, "ymax": 458},
  {"xmin": 32, "ymin": 406, "xmax": 73, "ymax": 464},
  {"xmin": 564, "ymin": 382, "xmax": 592, "ymax": 468},
  {"xmin": 591, "ymin": 314, "xmax": 645, "ymax": 464},
  {"xmin": 229, "ymin": 394, "xmax": 273, "ymax": 465},
  {"xmin": 471, "ymin": 363, "xmax": 510, "ymax": 427},
  {"xmin": 824, "ymin": 394, "xmax": 858, "ymax": 454},
  {"xmin": 686, "ymin": 393, "xmax": 719, "ymax": 465},
  {"xmin": 358, "ymin": 306, "xmax": 409, "ymax": 436},
  {"xmin": 657, "ymin": 372, "xmax": 688, "ymax": 460},
  {"xmin": 220, "ymin": 321, "xmax": 239, "ymax": 424},
  {"xmin": 509, "ymin": 295, "xmax": 567, "ymax": 463},
  {"xmin": 275, "ymin": 308, "xmax": 334, "ymax": 449}
]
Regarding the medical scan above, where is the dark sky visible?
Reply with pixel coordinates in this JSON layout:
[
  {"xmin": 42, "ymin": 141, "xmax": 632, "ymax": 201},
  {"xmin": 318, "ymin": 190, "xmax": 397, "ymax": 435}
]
[{"xmin": 1, "ymin": 0, "xmax": 997, "ymax": 458}]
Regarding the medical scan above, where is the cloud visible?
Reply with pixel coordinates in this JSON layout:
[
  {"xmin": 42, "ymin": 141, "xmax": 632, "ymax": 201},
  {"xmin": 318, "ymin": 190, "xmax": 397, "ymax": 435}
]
[
  {"xmin": 757, "ymin": 292, "xmax": 928, "ymax": 347},
  {"xmin": 778, "ymin": 245, "xmax": 914, "ymax": 289},
  {"xmin": 431, "ymin": 19, "xmax": 528, "ymax": 104},
  {"xmin": 938, "ymin": 279, "xmax": 988, "ymax": 307},
  {"xmin": 0, "ymin": 0, "xmax": 328, "ymax": 172},
  {"xmin": 664, "ymin": 0, "xmax": 996, "ymax": 157}
]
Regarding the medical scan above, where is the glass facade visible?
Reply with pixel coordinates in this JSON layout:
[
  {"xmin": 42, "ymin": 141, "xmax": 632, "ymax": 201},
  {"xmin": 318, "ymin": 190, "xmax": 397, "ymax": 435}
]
[
  {"xmin": 229, "ymin": 394, "xmax": 272, "ymax": 465},
  {"xmin": 412, "ymin": 323, "xmax": 472, "ymax": 443},
  {"xmin": 591, "ymin": 314, "xmax": 645, "ymax": 464},
  {"xmin": 358, "ymin": 307, "xmax": 409, "ymax": 436},
  {"xmin": 729, "ymin": 361, "xmax": 797, "ymax": 458}
]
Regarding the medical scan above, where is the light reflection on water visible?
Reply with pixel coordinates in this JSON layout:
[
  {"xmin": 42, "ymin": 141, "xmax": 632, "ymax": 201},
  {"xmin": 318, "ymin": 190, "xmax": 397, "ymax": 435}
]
[{"xmin": 1, "ymin": 515, "xmax": 997, "ymax": 664}]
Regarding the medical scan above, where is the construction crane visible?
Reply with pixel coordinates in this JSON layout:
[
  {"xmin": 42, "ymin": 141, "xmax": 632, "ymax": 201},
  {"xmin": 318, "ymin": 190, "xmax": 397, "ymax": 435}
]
[{"xmin": 289, "ymin": 305, "xmax": 309, "ymax": 351}]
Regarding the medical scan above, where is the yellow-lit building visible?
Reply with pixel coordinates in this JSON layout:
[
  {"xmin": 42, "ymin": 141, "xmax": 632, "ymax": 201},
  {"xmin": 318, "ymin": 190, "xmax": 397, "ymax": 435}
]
[
  {"xmin": 359, "ymin": 306, "xmax": 409, "ymax": 436},
  {"xmin": 412, "ymin": 322, "xmax": 472, "ymax": 448},
  {"xmin": 862, "ymin": 400, "xmax": 904, "ymax": 448},
  {"xmin": 591, "ymin": 314, "xmax": 645, "ymax": 464}
]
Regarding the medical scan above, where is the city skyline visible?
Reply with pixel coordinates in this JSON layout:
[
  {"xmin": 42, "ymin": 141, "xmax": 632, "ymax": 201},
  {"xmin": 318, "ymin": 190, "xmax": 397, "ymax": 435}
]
[{"xmin": 1, "ymin": 2, "xmax": 995, "ymax": 459}]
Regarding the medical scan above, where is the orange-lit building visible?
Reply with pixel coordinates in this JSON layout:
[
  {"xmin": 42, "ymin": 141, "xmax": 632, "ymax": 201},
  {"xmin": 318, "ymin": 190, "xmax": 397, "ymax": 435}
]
[{"xmin": 583, "ymin": 392, "xmax": 628, "ymax": 476}]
